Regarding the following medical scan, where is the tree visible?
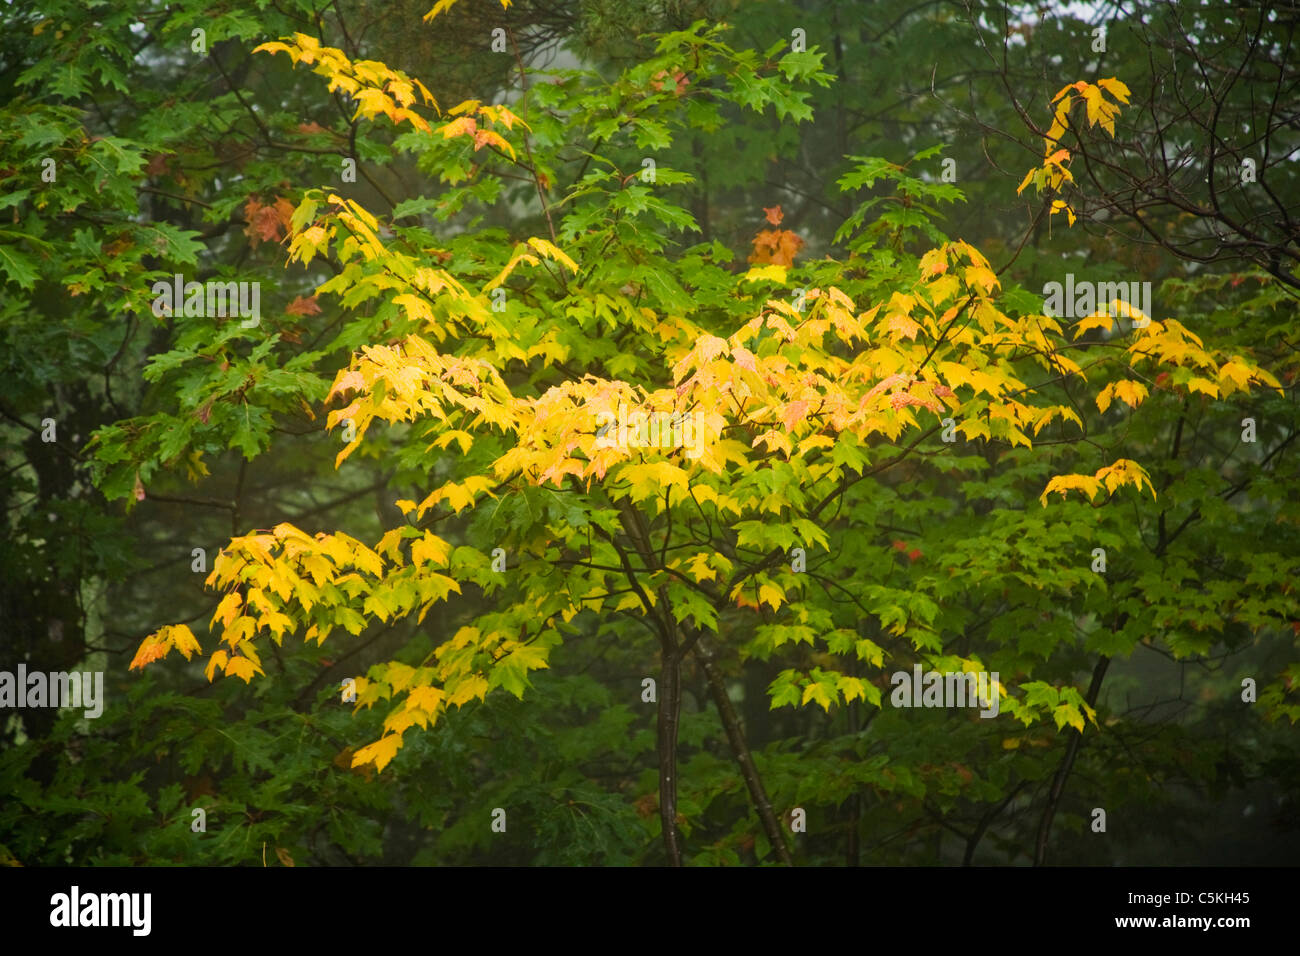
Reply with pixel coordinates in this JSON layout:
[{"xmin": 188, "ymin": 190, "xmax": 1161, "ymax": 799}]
[
  {"xmin": 123, "ymin": 12, "xmax": 1296, "ymax": 865},
  {"xmin": 4, "ymin": 0, "xmax": 1296, "ymax": 868}
]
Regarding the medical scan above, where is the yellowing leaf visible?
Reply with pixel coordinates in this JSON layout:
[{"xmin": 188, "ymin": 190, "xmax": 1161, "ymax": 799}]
[
  {"xmin": 224, "ymin": 654, "xmax": 263, "ymax": 683},
  {"xmin": 1217, "ymin": 359, "xmax": 1254, "ymax": 393},
  {"xmin": 1111, "ymin": 380, "xmax": 1148, "ymax": 409},
  {"xmin": 1097, "ymin": 77, "xmax": 1131, "ymax": 104},
  {"xmin": 1073, "ymin": 311, "xmax": 1115, "ymax": 339},
  {"xmin": 204, "ymin": 650, "xmax": 229, "ymax": 682},
  {"xmin": 742, "ymin": 264, "xmax": 788, "ymax": 284},
  {"xmin": 170, "ymin": 624, "xmax": 202, "ymax": 661},
  {"xmin": 801, "ymin": 680, "xmax": 834, "ymax": 711},
  {"xmin": 758, "ymin": 581, "xmax": 785, "ymax": 611},
  {"xmin": 411, "ymin": 532, "xmax": 452, "ymax": 567},
  {"xmin": 352, "ymin": 733, "xmax": 403, "ymax": 772},
  {"xmin": 447, "ymin": 674, "xmax": 489, "ymax": 707},
  {"xmin": 1039, "ymin": 473, "xmax": 1102, "ymax": 507}
]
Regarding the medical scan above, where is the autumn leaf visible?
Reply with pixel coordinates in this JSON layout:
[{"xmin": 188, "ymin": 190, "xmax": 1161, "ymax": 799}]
[
  {"xmin": 763, "ymin": 205, "xmax": 784, "ymax": 226},
  {"xmin": 244, "ymin": 196, "xmax": 295, "ymax": 247},
  {"xmin": 285, "ymin": 295, "xmax": 321, "ymax": 316},
  {"xmin": 129, "ymin": 634, "xmax": 169, "ymax": 671},
  {"xmin": 749, "ymin": 227, "xmax": 804, "ymax": 267},
  {"xmin": 352, "ymin": 733, "xmax": 403, "ymax": 772}
]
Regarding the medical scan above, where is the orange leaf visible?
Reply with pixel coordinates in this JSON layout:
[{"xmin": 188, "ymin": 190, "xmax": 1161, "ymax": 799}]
[{"xmin": 285, "ymin": 295, "xmax": 321, "ymax": 316}]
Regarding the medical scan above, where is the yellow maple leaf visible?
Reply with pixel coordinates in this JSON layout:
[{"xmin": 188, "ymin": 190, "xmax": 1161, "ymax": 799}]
[
  {"xmin": 1039, "ymin": 473, "xmax": 1102, "ymax": 507},
  {"xmin": 224, "ymin": 654, "xmax": 263, "ymax": 684},
  {"xmin": 1111, "ymin": 380, "xmax": 1148, "ymax": 409},
  {"xmin": 758, "ymin": 581, "xmax": 785, "ymax": 611},
  {"xmin": 204, "ymin": 649, "xmax": 229, "ymax": 682},
  {"xmin": 169, "ymin": 624, "xmax": 202, "ymax": 661},
  {"xmin": 352, "ymin": 733, "xmax": 403, "ymax": 772}
]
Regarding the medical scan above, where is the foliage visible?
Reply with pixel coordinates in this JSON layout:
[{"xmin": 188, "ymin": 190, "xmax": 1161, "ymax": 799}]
[{"xmin": 2, "ymin": 0, "xmax": 1296, "ymax": 867}]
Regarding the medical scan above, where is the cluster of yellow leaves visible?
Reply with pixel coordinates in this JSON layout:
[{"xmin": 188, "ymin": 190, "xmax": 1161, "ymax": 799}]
[
  {"xmin": 130, "ymin": 522, "xmax": 463, "ymax": 687},
  {"xmin": 128, "ymin": 623, "xmax": 202, "ymax": 671},
  {"xmin": 1039, "ymin": 458, "xmax": 1156, "ymax": 507},
  {"xmin": 347, "ymin": 618, "xmax": 554, "ymax": 772},
  {"xmin": 325, "ymin": 335, "xmax": 523, "ymax": 468},
  {"xmin": 486, "ymin": 236, "xmax": 577, "ymax": 290},
  {"xmin": 451, "ymin": 238, "xmax": 1105, "ymax": 526},
  {"xmin": 254, "ymin": 33, "xmax": 438, "ymax": 131},
  {"xmin": 438, "ymin": 100, "xmax": 529, "ymax": 162},
  {"xmin": 1017, "ymin": 77, "xmax": 1130, "ymax": 226},
  {"xmin": 1121, "ymin": 318, "xmax": 1282, "ymax": 400},
  {"xmin": 1035, "ymin": 298, "xmax": 1279, "ymax": 509}
]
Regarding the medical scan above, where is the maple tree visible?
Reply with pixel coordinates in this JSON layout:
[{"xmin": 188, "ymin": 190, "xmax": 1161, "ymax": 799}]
[
  {"xmin": 4, "ymin": 0, "xmax": 1297, "ymax": 868},
  {"xmin": 120, "ymin": 18, "xmax": 1296, "ymax": 865}
]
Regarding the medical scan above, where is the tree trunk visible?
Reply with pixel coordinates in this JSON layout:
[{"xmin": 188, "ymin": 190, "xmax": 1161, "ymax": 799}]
[{"xmin": 694, "ymin": 637, "xmax": 794, "ymax": 865}]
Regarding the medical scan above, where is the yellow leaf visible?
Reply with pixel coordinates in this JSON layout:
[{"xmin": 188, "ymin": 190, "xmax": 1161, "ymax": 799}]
[
  {"xmin": 1095, "ymin": 458, "xmax": 1156, "ymax": 499},
  {"xmin": 758, "ymin": 582, "xmax": 785, "ymax": 611},
  {"xmin": 1082, "ymin": 84, "xmax": 1105, "ymax": 127},
  {"xmin": 352, "ymin": 733, "xmax": 403, "ymax": 772},
  {"xmin": 1097, "ymin": 77, "xmax": 1131, "ymax": 104},
  {"xmin": 1039, "ymin": 473, "xmax": 1102, "ymax": 507},
  {"xmin": 213, "ymin": 595, "xmax": 244, "ymax": 632},
  {"xmin": 525, "ymin": 237, "xmax": 578, "ymax": 273},
  {"xmin": 1096, "ymin": 382, "xmax": 1115, "ymax": 413},
  {"xmin": 411, "ymin": 532, "xmax": 452, "ymax": 567},
  {"xmin": 1217, "ymin": 360, "xmax": 1254, "ymax": 393},
  {"xmin": 1073, "ymin": 311, "xmax": 1115, "ymax": 339},
  {"xmin": 224, "ymin": 654, "xmax": 263, "ymax": 683},
  {"xmin": 222, "ymin": 616, "xmax": 257, "ymax": 647},
  {"xmin": 204, "ymin": 650, "xmax": 229, "ymax": 682},
  {"xmin": 170, "ymin": 624, "xmax": 202, "ymax": 661},
  {"xmin": 963, "ymin": 265, "xmax": 999, "ymax": 294},
  {"xmin": 406, "ymin": 685, "xmax": 444, "ymax": 713},
  {"xmin": 447, "ymin": 674, "xmax": 489, "ymax": 707},
  {"xmin": 742, "ymin": 264, "xmax": 788, "ymax": 284},
  {"xmin": 1111, "ymin": 380, "xmax": 1148, "ymax": 409}
]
